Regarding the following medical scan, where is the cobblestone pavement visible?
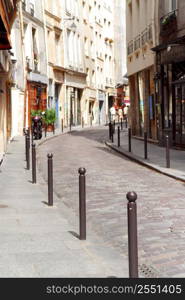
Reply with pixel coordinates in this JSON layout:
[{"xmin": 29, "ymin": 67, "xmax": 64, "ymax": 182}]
[{"xmin": 37, "ymin": 126, "xmax": 185, "ymax": 277}]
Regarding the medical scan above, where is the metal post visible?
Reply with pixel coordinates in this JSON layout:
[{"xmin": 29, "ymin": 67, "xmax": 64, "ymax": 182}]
[
  {"xmin": 26, "ymin": 134, "xmax": 30, "ymax": 170},
  {"xmin": 48, "ymin": 153, "xmax": 53, "ymax": 206},
  {"xmin": 61, "ymin": 119, "xmax": 64, "ymax": 133},
  {"xmin": 90, "ymin": 116, "xmax": 92, "ymax": 126},
  {"xmin": 53, "ymin": 123, "xmax": 55, "ymax": 135},
  {"xmin": 128, "ymin": 128, "xmax": 131, "ymax": 152},
  {"xmin": 144, "ymin": 132, "xmax": 148, "ymax": 159},
  {"xmin": 125, "ymin": 117, "xmax": 128, "ymax": 128},
  {"xmin": 126, "ymin": 191, "xmax": 138, "ymax": 278},
  {"xmin": 31, "ymin": 124, "xmax": 34, "ymax": 145},
  {"xmin": 45, "ymin": 124, "xmax": 47, "ymax": 137},
  {"xmin": 32, "ymin": 143, "xmax": 36, "ymax": 184},
  {"xmin": 121, "ymin": 118, "xmax": 123, "ymax": 130},
  {"xmin": 25, "ymin": 131, "xmax": 27, "ymax": 160},
  {"xmin": 166, "ymin": 135, "xmax": 170, "ymax": 168},
  {"xmin": 109, "ymin": 122, "xmax": 111, "ymax": 140},
  {"xmin": 111, "ymin": 123, "xmax": 114, "ymax": 143},
  {"xmin": 118, "ymin": 126, "xmax": 120, "ymax": 147},
  {"xmin": 78, "ymin": 167, "xmax": 86, "ymax": 240},
  {"xmin": 82, "ymin": 117, "xmax": 84, "ymax": 128},
  {"xmin": 113, "ymin": 120, "xmax": 115, "ymax": 133}
]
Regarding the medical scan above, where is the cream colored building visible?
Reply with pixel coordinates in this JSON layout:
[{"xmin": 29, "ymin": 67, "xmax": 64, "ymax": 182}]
[
  {"xmin": 44, "ymin": 0, "xmax": 116, "ymax": 128},
  {"xmin": 126, "ymin": 0, "xmax": 157, "ymax": 139}
]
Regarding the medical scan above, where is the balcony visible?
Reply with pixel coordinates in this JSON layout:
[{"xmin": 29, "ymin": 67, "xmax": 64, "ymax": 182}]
[
  {"xmin": 148, "ymin": 24, "xmax": 152, "ymax": 41},
  {"xmin": 127, "ymin": 40, "xmax": 133, "ymax": 55},
  {"xmin": 134, "ymin": 35, "xmax": 140, "ymax": 51},
  {"xmin": 141, "ymin": 24, "xmax": 153, "ymax": 46},
  {"xmin": 141, "ymin": 29, "xmax": 148, "ymax": 46},
  {"xmin": 160, "ymin": 10, "xmax": 177, "ymax": 38}
]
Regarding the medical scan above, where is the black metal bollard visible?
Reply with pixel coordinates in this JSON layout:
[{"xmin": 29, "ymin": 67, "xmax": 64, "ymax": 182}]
[
  {"xmin": 128, "ymin": 128, "xmax": 131, "ymax": 152},
  {"xmin": 121, "ymin": 118, "xmax": 123, "ymax": 130},
  {"xmin": 32, "ymin": 143, "xmax": 36, "ymax": 184},
  {"xmin": 111, "ymin": 124, "xmax": 114, "ymax": 143},
  {"xmin": 25, "ymin": 130, "xmax": 27, "ymax": 160},
  {"xmin": 113, "ymin": 120, "xmax": 116, "ymax": 133},
  {"xmin": 144, "ymin": 132, "xmax": 148, "ymax": 159},
  {"xmin": 126, "ymin": 191, "xmax": 138, "ymax": 278},
  {"xmin": 118, "ymin": 126, "xmax": 120, "ymax": 147},
  {"xmin": 109, "ymin": 122, "xmax": 111, "ymax": 140},
  {"xmin": 166, "ymin": 135, "xmax": 170, "ymax": 168},
  {"xmin": 53, "ymin": 123, "xmax": 55, "ymax": 135},
  {"xmin": 125, "ymin": 117, "xmax": 128, "ymax": 128},
  {"xmin": 82, "ymin": 117, "xmax": 84, "ymax": 128},
  {"xmin": 78, "ymin": 168, "xmax": 86, "ymax": 240},
  {"xmin": 61, "ymin": 119, "xmax": 64, "ymax": 133},
  {"xmin": 45, "ymin": 124, "xmax": 47, "ymax": 137},
  {"xmin": 47, "ymin": 153, "xmax": 53, "ymax": 206},
  {"xmin": 26, "ymin": 134, "xmax": 30, "ymax": 170}
]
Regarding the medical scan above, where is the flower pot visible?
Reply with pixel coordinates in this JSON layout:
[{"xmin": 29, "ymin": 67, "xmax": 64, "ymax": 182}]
[{"xmin": 47, "ymin": 124, "xmax": 54, "ymax": 132}]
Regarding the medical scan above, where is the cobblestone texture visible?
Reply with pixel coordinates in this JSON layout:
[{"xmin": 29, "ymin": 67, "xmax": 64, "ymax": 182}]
[{"xmin": 37, "ymin": 127, "xmax": 185, "ymax": 277}]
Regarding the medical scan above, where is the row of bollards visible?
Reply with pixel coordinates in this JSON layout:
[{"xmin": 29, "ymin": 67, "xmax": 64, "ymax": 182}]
[
  {"xmin": 24, "ymin": 127, "xmax": 138, "ymax": 277},
  {"xmin": 109, "ymin": 124, "xmax": 171, "ymax": 168}
]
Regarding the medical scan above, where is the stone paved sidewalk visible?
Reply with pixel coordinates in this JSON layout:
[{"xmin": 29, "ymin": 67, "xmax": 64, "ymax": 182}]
[
  {"xmin": 0, "ymin": 134, "xmax": 128, "ymax": 277},
  {"xmin": 37, "ymin": 126, "xmax": 185, "ymax": 278},
  {"xmin": 106, "ymin": 125, "xmax": 185, "ymax": 182}
]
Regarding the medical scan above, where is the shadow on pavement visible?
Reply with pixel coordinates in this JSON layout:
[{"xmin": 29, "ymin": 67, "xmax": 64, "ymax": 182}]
[
  {"xmin": 69, "ymin": 128, "xmax": 108, "ymax": 144},
  {"xmin": 68, "ymin": 231, "xmax": 80, "ymax": 240}
]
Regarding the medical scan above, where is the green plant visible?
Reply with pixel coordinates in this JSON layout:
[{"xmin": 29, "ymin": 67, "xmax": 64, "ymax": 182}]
[
  {"xmin": 31, "ymin": 109, "xmax": 42, "ymax": 117},
  {"xmin": 44, "ymin": 108, "xmax": 57, "ymax": 125}
]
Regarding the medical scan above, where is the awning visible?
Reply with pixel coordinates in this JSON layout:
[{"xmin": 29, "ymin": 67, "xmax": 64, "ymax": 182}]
[
  {"xmin": 0, "ymin": 31, "xmax": 11, "ymax": 49},
  {"xmin": 151, "ymin": 35, "xmax": 185, "ymax": 52},
  {"xmin": 0, "ymin": 2, "xmax": 12, "ymax": 49}
]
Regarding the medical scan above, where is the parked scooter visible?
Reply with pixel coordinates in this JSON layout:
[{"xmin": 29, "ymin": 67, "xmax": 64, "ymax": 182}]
[{"xmin": 31, "ymin": 115, "xmax": 43, "ymax": 140}]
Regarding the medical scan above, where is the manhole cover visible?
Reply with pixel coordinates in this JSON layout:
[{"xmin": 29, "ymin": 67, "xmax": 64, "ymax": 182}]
[
  {"xmin": 0, "ymin": 205, "xmax": 8, "ymax": 208},
  {"xmin": 139, "ymin": 264, "xmax": 160, "ymax": 278}
]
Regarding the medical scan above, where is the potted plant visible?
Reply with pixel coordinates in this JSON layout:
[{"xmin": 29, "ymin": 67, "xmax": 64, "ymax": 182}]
[{"xmin": 43, "ymin": 108, "xmax": 57, "ymax": 132}]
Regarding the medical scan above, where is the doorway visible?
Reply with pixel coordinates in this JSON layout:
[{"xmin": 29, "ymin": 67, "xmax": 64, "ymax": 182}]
[{"xmin": 173, "ymin": 83, "xmax": 185, "ymax": 146}]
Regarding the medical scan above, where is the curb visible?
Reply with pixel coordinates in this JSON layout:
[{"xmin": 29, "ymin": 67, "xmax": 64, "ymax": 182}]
[{"xmin": 105, "ymin": 141, "xmax": 185, "ymax": 183}]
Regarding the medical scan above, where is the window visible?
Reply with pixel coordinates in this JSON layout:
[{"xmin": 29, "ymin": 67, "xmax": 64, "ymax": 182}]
[
  {"xmin": 30, "ymin": 0, "xmax": 35, "ymax": 16},
  {"xmin": 22, "ymin": 0, "xmax": 26, "ymax": 11},
  {"xmin": 92, "ymin": 70, "xmax": 95, "ymax": 85},
  {"xmin": 32, "ymin": 28, "xmax": 39, "ymax": 71},
  {"xmin": 84, "ymin": 37, "xmax": 88, "ymax": 56},
  {"xmin": 55, "ymin": 34, "xmax": 61, "ymax": 66},
  {"xmin": 171, "ymin": 0, "xmax": 177, "ymax": 11},
  {"xmin": 86, "ymin": 68, "xmax": 90, "ymax": 84},
  {"xmin": 167, "ymin": 0, "xmax": 177, "ymax": 12}
]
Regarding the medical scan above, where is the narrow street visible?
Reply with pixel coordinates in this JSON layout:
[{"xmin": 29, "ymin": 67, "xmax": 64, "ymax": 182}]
[{"xmin": 37, "ymin": 127, "xmax": 185, "ymax": 278}]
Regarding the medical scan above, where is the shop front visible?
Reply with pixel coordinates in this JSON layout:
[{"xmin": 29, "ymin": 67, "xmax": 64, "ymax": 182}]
[
  {"xmin": 98, "ymin": 91, "xmax": 106, "ymax": 124},
  {"xmin": 153, "ymin": 38, "xmax": 185, "ymax": 148}
]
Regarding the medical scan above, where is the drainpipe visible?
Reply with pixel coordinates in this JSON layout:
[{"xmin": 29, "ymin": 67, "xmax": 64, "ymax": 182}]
[{"xmin": 18, "ymin": 2, "xmax": 27, "ymax": 129}]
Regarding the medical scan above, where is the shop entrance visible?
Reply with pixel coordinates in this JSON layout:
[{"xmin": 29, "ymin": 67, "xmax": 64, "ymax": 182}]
[{"xmin": 173, "ymin": 83, "xmax": 185, "ymax": 146}]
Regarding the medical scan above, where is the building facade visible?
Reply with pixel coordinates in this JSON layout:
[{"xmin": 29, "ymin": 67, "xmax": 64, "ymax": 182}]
[
  {"xmin": 126, "ymin": 0, "xmax": 157, "ymax": 140},
  {"xmin": 0, "ymin": 0, "xmax": 19, "ymax": 159},
  {"xmin": 20, "ymin": 0, "xmax": 48, "ymax": 128},
  {"xmin": 46, "ymin": 0, "xmax": 117, "ymax": 128},
  {"xmin": 152, "ymin": 0, "xmax": 185, "ymax": 148}
]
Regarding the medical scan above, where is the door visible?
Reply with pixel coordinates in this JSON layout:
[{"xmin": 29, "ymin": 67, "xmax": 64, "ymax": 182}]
[{"xmin": 55, "ymin": 84, "xmax": 60, "ymax": 127}]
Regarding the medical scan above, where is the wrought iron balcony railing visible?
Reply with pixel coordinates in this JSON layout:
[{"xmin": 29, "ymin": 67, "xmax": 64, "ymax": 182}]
[
  {"xmin": 134, "ymin": 35, "xmax": 140, "ymax": 51},
  {"xmin": 160, "ymin": 10, "xmax": 178, "ymax": 37},
  {"xmin": 127, "ymin": 40, "xmax": 133, "ymax": 55}
]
